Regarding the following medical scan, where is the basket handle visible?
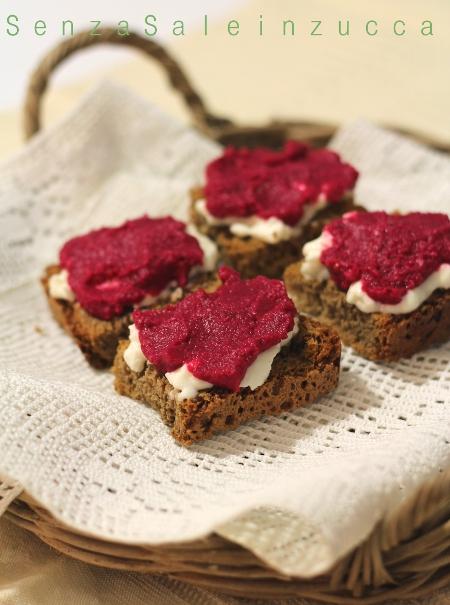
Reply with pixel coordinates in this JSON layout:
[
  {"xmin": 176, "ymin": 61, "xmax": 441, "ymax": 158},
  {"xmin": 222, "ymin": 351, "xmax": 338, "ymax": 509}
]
[
  {"xmin": 23, "ymin": 27, "xmax": 233, "ymax": 141},
  {"xmin": 23, "ymin": 27, "xmax": 340, "ymax": 148}
]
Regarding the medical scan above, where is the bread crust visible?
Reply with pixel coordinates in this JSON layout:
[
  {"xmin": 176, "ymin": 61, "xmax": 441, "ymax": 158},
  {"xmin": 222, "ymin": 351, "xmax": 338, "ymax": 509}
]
[
  {"xmin": 190, "ymin": 187, "xmax": 358, "ymax": 279},
  {"xmin": 284, "ymin": 261, "xmax": 450, "ymax": 361},
  {"xmin": 42, "ymin": 266, "xmax": 218, "ymax": 369},
  {"xmin": 113, "ymin": 316, "xmax": 341, "ymax": 445}
]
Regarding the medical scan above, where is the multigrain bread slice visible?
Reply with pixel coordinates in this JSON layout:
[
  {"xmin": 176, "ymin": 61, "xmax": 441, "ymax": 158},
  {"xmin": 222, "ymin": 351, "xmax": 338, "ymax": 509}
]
[
  {"xmin": 190, "ymin": 187, "xmax": 358, "ymax": 279},
  {"xmin": 284, "ymin": 262, "xmax": 450, "ymax": 361},
  {"xmin": 113, "ymin": 316, "xmax": 341, "ymax": 445},
  {"xmin": 42, "ymin": 266, "xmax": 218, "ymax": 369}
]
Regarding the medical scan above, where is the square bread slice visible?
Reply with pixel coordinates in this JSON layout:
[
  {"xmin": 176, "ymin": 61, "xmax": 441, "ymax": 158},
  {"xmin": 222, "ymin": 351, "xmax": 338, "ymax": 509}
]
[
  {"xmin": 113, "ymin": 316, "xmax": 341, "ymax": 445},
  {"xmin": 190, "ymin": 187, "xmax": 358, "ymax": 279},
  {"xmin": 284, "ymin": 262, "xmax": 450, "ymax": 361},
  {"xmin": 42, "ymin": 266, "xmax": 217, "ymax": 369}
]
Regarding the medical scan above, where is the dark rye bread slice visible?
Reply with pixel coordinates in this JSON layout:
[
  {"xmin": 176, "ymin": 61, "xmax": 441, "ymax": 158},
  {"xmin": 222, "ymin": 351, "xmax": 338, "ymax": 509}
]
[
  {"xmin": 190, "ymin": 187, "xmax": 358, "ymax": 279},
  {"xmin": 42, "ymin": 266, "xmax": 218, "ymax": 370},
  {"xmin": 113, "ymin": 316, "xmax": 341, "ymax": 446},
  {"xmin": 284, "ymin": 261, "xmax": 450, "ymax": 361},
  {"xmin": 42, "ymin": 265, "xmax": 130, "ymax": 369}
]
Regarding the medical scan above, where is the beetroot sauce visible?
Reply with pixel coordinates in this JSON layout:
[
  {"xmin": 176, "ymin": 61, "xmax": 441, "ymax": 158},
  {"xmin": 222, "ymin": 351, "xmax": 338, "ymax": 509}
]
[
  {"xmin": 60, "ymin": 216, "xmax": 204, "ymax": 320},
  {"xmin": 204, "ymin": 141, "xmax": 358, "ymax": 226},
  {"xmin": 320, "ymin": 211, "xmax": 450, "ymax": 304},
  {"xmin": 133, "ymin": 266, "xmax": 297, "ymax": 391}
]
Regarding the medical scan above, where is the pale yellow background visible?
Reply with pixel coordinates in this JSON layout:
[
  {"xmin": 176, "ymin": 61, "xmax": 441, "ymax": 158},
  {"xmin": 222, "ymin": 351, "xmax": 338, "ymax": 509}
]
[
  {"xmin": 0, "ymin": 0, "xmax": 449, "ymax": 159},
  {"xmin": 1, "ymin": 1, "xmax": 449, "ymax": 603}
]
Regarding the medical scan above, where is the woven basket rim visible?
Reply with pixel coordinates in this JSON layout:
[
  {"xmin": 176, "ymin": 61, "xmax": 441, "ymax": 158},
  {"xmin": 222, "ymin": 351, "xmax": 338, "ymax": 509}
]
[{"xmin": 5, "ymin": 468, "xmax": 450, "ymax": 604}]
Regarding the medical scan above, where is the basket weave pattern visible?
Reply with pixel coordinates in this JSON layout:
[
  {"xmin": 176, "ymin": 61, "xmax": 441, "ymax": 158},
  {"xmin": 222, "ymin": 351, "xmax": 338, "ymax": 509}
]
[{"xmin": 5, "ymin": 473, "xmax": 450, "ymax": 603}]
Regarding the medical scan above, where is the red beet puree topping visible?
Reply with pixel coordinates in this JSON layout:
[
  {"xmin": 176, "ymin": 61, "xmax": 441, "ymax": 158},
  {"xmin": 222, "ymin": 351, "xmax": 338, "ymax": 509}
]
[
  {"xmin": 321, "ymin": 212, "xmax": 450, "ymax": 304},
  {"xmin": 133, "ymin": 266, "xmax": 297, "ymax": 391},
  {"xmin": 60, "ymin": 216, "xmax": 204, "ymax": 320},
  {"xmin": 204, "ymin": 141, "xmax": 358, "ymax": 226}
]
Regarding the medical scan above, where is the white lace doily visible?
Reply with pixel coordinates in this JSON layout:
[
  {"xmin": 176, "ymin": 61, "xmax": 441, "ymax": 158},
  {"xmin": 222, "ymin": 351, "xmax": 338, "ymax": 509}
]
[{"xmin": 0, "ymin": 82, "xmax": 449, "ymax": 577}]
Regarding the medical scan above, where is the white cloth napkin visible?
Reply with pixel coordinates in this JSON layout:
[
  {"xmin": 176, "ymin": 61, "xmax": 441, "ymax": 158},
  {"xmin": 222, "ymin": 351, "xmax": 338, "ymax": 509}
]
[{"xmin": 0, "ymin": 82, "xmax": 449, "ymax": 579}]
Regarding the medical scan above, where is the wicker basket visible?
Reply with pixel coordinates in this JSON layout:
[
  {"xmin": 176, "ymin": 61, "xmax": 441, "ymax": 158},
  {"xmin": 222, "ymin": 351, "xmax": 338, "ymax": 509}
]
[{"xmin": 6, "ymin": 28, "xmax": 450, "ymax": 604}]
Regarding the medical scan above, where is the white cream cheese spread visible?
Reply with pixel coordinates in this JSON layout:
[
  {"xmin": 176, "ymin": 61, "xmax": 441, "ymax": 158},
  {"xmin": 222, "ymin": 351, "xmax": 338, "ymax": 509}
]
[
  {"xmin": 195, "ymin": 197, "xmax": 328, "ymax": 244},
  {"xmin": 124, "ymin": 318, "xmax": 299, "ymax": 400},
  {"xmin": 300, "ymin": 233, "xmax": 450, "ymax": 314},
  {"xmin": 48, "ymin": 269, "xmax": 75, "ymax": 302}
]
